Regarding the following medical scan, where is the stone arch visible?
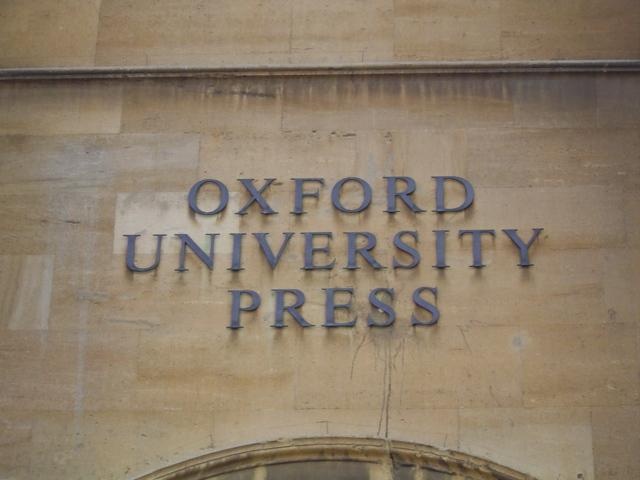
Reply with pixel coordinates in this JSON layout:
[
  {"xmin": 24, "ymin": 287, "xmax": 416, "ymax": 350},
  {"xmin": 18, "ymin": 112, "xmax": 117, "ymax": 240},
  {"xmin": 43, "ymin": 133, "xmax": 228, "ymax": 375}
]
[{"xmin": 135, "ymin": 437, "xmax": 536, "ymax": 480}]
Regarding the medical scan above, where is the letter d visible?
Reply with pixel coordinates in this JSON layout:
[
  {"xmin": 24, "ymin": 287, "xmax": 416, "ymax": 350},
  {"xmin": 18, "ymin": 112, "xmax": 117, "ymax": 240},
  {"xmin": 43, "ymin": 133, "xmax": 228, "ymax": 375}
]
[{"xmin": 432, "ymin": 176, "xmax": 475, "ymax": 213}]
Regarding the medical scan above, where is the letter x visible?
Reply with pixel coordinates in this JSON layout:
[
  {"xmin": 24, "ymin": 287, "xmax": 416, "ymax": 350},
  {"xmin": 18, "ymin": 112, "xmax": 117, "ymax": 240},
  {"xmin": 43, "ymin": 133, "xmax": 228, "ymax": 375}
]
[{"xmin": 236, "ymin": 178, "xmax": 278, "ymax": 215}]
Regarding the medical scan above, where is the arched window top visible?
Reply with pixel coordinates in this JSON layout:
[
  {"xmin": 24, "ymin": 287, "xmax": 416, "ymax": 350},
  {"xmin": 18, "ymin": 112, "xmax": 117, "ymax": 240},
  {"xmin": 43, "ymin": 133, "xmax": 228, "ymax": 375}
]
[{"xmin": 135, "ymin": 437, "xmax": 536, "ymax": 480}]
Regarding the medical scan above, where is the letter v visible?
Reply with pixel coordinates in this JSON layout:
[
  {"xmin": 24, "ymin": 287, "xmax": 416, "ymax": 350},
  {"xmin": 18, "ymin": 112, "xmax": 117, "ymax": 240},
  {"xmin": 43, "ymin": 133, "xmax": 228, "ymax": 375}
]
[{"xmin": 253, "ymin": 232, "xmax": 295, "ymax": 269}]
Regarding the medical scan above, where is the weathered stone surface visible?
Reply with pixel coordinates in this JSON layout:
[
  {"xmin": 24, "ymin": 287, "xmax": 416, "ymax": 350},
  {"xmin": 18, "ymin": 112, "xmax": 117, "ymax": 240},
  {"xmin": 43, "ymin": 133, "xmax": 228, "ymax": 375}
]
[
  {"xmin": 0, "ymin": 414, "xmax": 31, "ymax": 478},
  {"xmin": 521, "ymin": 323, "xmax": 639, "ymax": 407},
  {"xmin": 0, "ymin": 134, "xmax": 200, "ymax": 194},
  {"xmin": 459, "ymin": 407, "xmax": 595, "ymax": 480},
  {"xmin": 463, "ymin": 128, "xmax": 640, "ymax": 189},
  {"xmin": 0, "ymin": 72, "xmax": 639, "ymax": 480},
  {"xmin": 511, "ymin": 75, "xmax": 598, "ymax": 128},
  {"xmin": 0, "ymin": 191, "xmax": 113, "ymax": 255},
  {"xmin": 0, "ymin": 332, "xmax": 78, "ymax": 412},
  {"xmin": 2, "ymin": 0, "xmax": 638, "ymax": 67},
  {"xmin": 499, "ymin": 0, "xmax": 640, "ymax": 60},
  {"xmin": 25, "ymin": 410, "xmax": 216, "ymax": 479},
  {"xmin": 290, "ymin": 0, "xmax": 394, "ymax": 61},
  {"xmin": 121, "ymin": 79, "xmax": 283, "ymax": 133},
  {"xmin": 211, "ymin": 409, "xmax": 385, "ymax": 451},
  {"xmin": 596, "ymin": 75, "xmax": 640, "ymax": 127},
  {"xmin": 95, "ymin": 0, "xmax": 292, "ymax": 66},
  {"xmin": 392, "ymin": 326, "xmax": 524, "ymax": 409},
  {"xmin": 0, "ymin": 0, "xmax": 102, "ymax": 67},
  {"xmin": 388, "ymin": 408, "xmax": 459, "ymax": 450},
  {"xmin": 0, "ymin": 255, "xmax": 53, "ymax": 330},
  {"xmin": 281, "ymin": 76, "xmax": 516, "ymax": 131},
  {"xmin": 592, "ymin": 406, "xmax": 640, "ymax": 480},
  {"xmin": 393, "ymin": 0, "xmax": 503, "ymax": 61},
  {"xmin": 0, "ymin": 81, "xmax": 122, "ymax": 135}
]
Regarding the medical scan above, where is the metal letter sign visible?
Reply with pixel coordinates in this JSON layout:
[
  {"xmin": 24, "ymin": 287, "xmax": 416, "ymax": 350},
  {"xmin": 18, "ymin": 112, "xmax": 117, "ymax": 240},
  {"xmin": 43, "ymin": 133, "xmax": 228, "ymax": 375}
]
[{"xmin": 123, "ymin": 176, "xmax": 544, "ymax": 329}]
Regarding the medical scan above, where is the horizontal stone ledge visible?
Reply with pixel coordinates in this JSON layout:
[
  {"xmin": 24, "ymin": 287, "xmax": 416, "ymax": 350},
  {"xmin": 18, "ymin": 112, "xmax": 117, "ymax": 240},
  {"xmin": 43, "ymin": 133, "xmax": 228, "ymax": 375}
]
[{"xmin": 1, "ymin": 60, "xmax": 639, "ymax": 81}]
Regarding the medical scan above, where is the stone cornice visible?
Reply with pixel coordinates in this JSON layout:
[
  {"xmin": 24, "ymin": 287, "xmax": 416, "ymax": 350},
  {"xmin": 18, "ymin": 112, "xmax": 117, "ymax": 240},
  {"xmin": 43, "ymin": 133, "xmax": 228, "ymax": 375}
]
[{"xmin": 0, "ymin": 60, "xmax": 638, "ymax": 81}]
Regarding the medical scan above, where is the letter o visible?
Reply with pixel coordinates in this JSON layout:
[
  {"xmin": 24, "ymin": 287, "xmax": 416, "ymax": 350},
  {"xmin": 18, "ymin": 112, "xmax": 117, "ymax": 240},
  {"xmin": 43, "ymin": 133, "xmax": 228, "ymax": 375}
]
[
  {"xmin": 331, "ymin": 177, "xmax": 372, "ymax": 213},
  {"xmin": 188, "ymin": 179, "xmax": 229, "ymax": 215}
]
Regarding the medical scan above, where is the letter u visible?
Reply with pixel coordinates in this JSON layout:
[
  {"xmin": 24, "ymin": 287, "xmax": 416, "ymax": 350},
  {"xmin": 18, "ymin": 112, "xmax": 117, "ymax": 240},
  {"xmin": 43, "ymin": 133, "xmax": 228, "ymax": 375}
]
[{"xmin": 124, "ymin": 234, "xmax": 166, "ymax": 272}]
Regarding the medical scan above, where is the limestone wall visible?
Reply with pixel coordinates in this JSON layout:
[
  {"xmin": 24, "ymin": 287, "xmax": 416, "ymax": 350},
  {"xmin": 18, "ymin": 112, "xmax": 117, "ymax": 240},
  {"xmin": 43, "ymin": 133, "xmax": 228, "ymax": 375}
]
[
  {"xmin": 1, "ymin": 1, "xmax": 640, "ymax": 479},
  {"xmin": 0, "ymin": 71, "xmax": 638, "ymax": 479},
  {"xmin": 1, "ymin": 0, "xmax": 639, "ymax": 67}
]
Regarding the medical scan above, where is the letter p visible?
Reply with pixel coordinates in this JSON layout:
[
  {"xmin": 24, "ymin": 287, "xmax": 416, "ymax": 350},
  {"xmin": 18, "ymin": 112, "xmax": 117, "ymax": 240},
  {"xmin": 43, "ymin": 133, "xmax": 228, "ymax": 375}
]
[{"xmin": 229, "ymin": 290, "xmax": 261, "ymax": 329}]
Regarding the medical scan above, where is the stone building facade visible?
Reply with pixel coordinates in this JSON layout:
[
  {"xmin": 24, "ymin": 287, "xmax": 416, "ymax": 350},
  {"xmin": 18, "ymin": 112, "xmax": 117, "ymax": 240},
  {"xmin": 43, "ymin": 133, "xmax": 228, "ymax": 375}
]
[{"xmin": 0, "ymin": 2, "xmax": 639, "ymax": 479}]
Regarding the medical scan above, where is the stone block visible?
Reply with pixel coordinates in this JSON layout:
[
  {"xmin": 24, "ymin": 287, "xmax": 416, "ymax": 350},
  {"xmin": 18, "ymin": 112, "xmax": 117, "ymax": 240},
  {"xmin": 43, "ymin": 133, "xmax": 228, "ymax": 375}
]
[
  {"xmin": 468, "ymin": 185, "xmax": 626, "ymax": 250},
  {"xmin": 120, "ymin": 79, "xmax": 283, "ymax": 134},
  {"xmin": 0, "ymin": 134, "xmax": 200, "ymax": 194},
  {"xmin": 27, "ymin": 410, "xmax": 215, "ymax": 480},
  {"xmin": 512, "ymin": 75, "xmax": 598, "ymax": 128},
  {"xmin": 0, "ymin": 0, "xmax": 101, "ymax": 67},
  {"xmin": 597, "ymin": 75, "xmax": 640, "ymax": 128},
  {"xmin": 463, "ymin": 127, "xmax": 640, "ymax": 189},
  {"xmin": 0, "ymin": 255, "xmax": 53, "ymax": 330},
  {"xmin": 459, "ymin": 407, "xmax": 594, "ymax": 480},
  {"xmin": 95, "ymin": 0, "xmax": 291, "ymax": 66},
  {"xmin": 387, "ymin": 408, "xmax": 459, "ymax": 450},
  {"xmin": 212, "ymin": 408, "xmax": 384, "ymax": 451},
  {"xmin": 394, "ymin": 0, "xmax": 502, "ymax": 61},
  {"xmin": 0, "ymin": 81, "xmax": 122, "ymax": 135},
  {"xmin": 521, "ymin": 323, "xmax": 639, "ymax": 407},
  {"xmin": 291, "ymin": 0, "xmax": 394, "ymax": 58},
  {"xmin": 500, "ymin": 0, "xmax": 640, "ymax": 59},
  {"xmin": 282, "ymin": 76, "xmax": 515, "ymax": 131},
  {"xmin": 0, "ymin": 415, "xmax": 31, "ymax": 478},
  {"xmin": 592, "ymin": 406, "xmax": 640, "ymax": 479},
  {"xmin": 392, "ymin": 326, "xmax": 523, "ymax": 409},
  {"xmin": 0, "ymin": 331, "xmax": 78, "ymax": 411},
  {"xmin": 134, "ymin": 326, "xmax": 298, "ymax": 412}
]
